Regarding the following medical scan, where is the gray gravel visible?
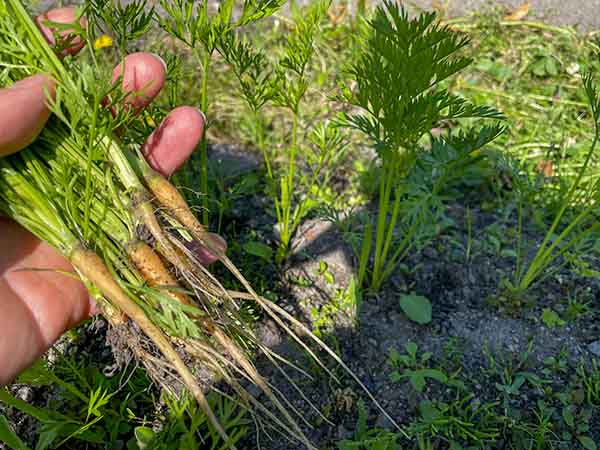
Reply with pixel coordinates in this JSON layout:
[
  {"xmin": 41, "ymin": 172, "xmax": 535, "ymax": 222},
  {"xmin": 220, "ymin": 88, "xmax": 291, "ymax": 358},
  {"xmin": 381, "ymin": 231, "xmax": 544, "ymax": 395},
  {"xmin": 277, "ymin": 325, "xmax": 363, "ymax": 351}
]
[
  {"xmin": 33, "ymin": 0, "xmax": 600, "ymax": 31},
  {"xmin": 410, "ymin": 0, "xmax": 600, "ymax": 31}
]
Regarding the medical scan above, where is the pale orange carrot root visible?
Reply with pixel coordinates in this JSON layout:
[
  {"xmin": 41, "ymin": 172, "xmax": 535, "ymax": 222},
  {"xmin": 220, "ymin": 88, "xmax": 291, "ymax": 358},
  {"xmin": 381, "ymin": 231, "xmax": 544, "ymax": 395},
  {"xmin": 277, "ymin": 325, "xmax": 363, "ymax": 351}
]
[
  {"xmin": 132, "ymin": 192, "xmax": 195, "ymax": 271},
  {"xmin": 69, "ymin": 246, "xmax": 236, "ymax": 449},
  {"xmin": 94, "ymin": 296, "xmax": 128, "ymax": 326},
  {"xmin": 126, "ymin": 240, "xmax": 222, "ymax": 334},
  {"xmin": 141, "ymin": 172, "xmax": 247, "ymax": 300},
  {"xmin": 143, "ymin": 171, "xmax": 215, "ymax": 250},
  {"xmin": 126, "ymin": 240, "xmax": 194, "ymax": 306},
  {"xmin": 132, "ymin": 194, "xmax": 226, "ymax": 300}
]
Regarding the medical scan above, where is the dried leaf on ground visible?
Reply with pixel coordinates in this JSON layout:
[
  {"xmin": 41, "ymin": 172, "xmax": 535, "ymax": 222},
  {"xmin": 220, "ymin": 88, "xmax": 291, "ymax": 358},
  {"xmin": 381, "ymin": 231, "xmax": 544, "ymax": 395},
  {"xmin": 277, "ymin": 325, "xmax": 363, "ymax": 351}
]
[{"xmin": 504, "ymin": 2, "xmax": 531, "ymax": 21}]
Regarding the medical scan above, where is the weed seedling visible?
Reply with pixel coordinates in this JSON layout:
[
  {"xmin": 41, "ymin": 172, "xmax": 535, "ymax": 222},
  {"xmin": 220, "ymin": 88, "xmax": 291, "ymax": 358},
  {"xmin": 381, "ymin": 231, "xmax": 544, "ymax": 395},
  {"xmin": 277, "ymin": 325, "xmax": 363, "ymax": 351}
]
[
  {"xmin": 577, "ymin": 359, "xmax": 600, "ymax": 408},
  {"xmin": 2, "ymin": 356, "xmax": 249, "ymax": 449},
  {"xmin": 389, "ymin": 342, "xmax": 462, "ymax": 395},
  {"xmin": 410, "ymin": 395, "xmax": 501, "ymax": 446},
  {"xmin": 337, "ymin": 399, "xmax": 400, "ymax": 450}
]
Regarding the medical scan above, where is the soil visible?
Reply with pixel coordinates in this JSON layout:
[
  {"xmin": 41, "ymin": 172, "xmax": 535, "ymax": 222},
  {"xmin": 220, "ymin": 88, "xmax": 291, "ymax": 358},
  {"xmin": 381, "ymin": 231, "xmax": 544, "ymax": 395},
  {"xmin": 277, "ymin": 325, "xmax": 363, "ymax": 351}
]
[{"xmin": 241, "ymin": 197, "xmax": 600, "ymax": 449}]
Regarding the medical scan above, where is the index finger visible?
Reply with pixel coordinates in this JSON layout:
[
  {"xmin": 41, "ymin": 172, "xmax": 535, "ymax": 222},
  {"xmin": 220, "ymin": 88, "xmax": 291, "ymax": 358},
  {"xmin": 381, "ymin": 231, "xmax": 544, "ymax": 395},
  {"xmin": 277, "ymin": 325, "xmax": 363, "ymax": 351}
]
[{"xmin": 0, "ymin": 8, "xmax": 86, "ymax": 156}]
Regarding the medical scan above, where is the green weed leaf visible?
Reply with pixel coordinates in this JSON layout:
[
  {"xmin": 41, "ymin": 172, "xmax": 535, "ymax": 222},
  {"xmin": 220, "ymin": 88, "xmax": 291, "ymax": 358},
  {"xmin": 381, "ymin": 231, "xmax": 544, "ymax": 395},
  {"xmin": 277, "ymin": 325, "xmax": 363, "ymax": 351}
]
[
  {"xmin": 578, "ymin": 435, "xmax": 597, "ymax": 450},
  {"xmin": 16, "ymin": 360, "xmax": 54, "ymax": 386},
  {"xmin": 0, "ymin": 390, "xmax": 51, "ymax": 423},
  {"xmin": 410, "ymin": 372, "xmax": 426, "ymax": 392},
  {"xmin": 399, "ymin": 294, "xmax": 432, "ymax": 324},
  {"xmin": 134, "ymin": 426, "xmax": 155, "ymax": 450},
  {"xmin": 562, "ymin": 407, "xmax": 575, "ymax": 427},
  {"xmin": 541, "ymin": 308, "xmax": 566, "ymax": 328},
  {"xmin": 419, "ymin": 401, "xmax": 440, "ymax": 421},
  {"xmin": 357, "ymin": 399, "xmax": 367, "ymax": 438},
  {"xmin": 405, "ymin": 342, "xmax": 418, "ymax": 358},
  {"xmin": 420, "ymin": 369, "xmax": 448, "ymax": 384},
  {"xmin": 583, "ymin": 72, "xmax": 600, "ymax": 125},
  {"xmin": 0, "ymin": 415, "xmax": 31, "ymax": 450},
  {"xmin": 243, "ymin": 241, "xmax": 273, "ymax": 262}
]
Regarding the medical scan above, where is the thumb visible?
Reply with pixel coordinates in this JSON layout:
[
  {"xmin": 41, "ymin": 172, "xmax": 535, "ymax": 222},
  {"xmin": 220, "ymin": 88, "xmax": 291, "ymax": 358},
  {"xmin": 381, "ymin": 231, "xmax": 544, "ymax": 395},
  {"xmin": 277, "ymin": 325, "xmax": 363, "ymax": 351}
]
[{"xmin": 0, "ymin": 74, "xmax": 56, "ymax": 157}]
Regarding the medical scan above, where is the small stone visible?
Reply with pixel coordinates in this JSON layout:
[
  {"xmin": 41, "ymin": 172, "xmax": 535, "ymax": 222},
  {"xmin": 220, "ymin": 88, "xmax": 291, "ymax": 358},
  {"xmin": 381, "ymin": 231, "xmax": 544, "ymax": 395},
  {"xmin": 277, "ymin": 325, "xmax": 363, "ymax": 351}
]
[
  {"xmin": 588, "ymin": 341, "xmax": 600, "ymax": 358},
  {"xmin": 258, "ymin": 321, "xmax": 282, "ymax": 347},
  {"xmin": 423, "ymin": 247, "xmax": 438, "ymax": 259},
  {"xmin": 290, "ymin": 219, "xmax": 333, "ymax": 254},
  {"xmin": 16, "ymin": 386, "xmax": 33, "ymax": 403},
  {"xmin": 272, "ymin": 223, "xmax": 281, "ymax": 242}
]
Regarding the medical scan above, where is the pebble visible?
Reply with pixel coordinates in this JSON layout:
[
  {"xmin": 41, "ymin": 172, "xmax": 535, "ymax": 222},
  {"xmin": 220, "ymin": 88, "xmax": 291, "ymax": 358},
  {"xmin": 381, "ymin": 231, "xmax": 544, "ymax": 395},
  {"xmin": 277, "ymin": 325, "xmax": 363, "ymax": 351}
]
[
  {"xmin": 423, "ymin": 247, "xmax": 438, "ymax": 259},
  {"xmin": 258, "ymin": 322, "xmax": 282, "ymax": 347},
  {"xmin": 16, "ymin": 386, "xmax": 33, "ymax": 403},
  {"xmin": 272, "ymin": 223, "xmax": 281, "ymax": 242},
  {"xmin": 589, "ymin": 341, "xmax": 600, "ymax": 358}
]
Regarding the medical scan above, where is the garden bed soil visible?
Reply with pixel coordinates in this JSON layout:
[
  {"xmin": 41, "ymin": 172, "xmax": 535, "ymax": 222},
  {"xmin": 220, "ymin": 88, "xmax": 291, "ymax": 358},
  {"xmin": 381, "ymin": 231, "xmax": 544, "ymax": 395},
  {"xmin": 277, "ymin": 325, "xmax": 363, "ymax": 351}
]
[{"xmin": 244, "ymin": 200, "xmax": 600, "ymax": 449}]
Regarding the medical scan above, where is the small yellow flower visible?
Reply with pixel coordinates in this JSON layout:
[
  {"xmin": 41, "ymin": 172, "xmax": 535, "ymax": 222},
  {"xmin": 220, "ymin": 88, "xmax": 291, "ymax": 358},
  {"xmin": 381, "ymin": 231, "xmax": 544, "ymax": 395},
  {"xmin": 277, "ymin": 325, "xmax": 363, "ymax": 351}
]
[
  {"xmin": 93, "ymin": 34, "xmax": 113, "ymax": 50},
  {"xmin": 146, "ymin": 115, "xmax": 156, "ymax": 127}
]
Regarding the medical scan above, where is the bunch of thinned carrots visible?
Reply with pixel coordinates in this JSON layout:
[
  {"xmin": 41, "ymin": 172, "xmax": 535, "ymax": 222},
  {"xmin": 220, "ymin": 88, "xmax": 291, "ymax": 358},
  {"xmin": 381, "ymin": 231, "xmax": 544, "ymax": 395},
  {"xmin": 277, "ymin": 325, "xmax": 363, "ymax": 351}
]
[{"xmin": 0, "ymin": 0, "xmax": 400, "ymax": 447}]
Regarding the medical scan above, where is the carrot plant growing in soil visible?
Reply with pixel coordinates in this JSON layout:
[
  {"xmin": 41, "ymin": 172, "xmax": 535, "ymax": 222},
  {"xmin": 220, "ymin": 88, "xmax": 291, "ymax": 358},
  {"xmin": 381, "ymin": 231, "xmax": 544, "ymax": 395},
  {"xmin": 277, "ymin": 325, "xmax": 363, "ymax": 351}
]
[
  {"xmin": 336, "ymin": 1, "xmax": 504, "ymax": 291},
  {"xmin": 219, "ymin": 0, "xmax": 350, "ymax": 262},
  {"xmin": 0, "ymin": 0, "xmax": 399, "ymax": 448},
  {"xmin": 0, "ymin": 354, "xmax": 250, "ymax": 449},
  {"xmin": 154, "ymin": 0, "xmax": 286, "ymax": 227},
  {"xmin": 499, "ymin": 73, "xmax": 600, "ymax": 302}
]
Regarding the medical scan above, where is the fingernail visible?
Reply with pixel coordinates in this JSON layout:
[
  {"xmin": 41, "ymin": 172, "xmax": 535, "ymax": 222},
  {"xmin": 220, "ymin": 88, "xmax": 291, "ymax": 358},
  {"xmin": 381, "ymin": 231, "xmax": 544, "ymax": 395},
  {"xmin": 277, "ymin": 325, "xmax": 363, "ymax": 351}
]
[
  {"xmin": 185, "ymin": 233, "xmax": 227, "ymax": 265},
  {"xmin": 150, "ymin": 53, "xmax": 167, "ymax": 72},
  {"xmin": 198, "ymin": 108, "xmax": 207, "ymax": 126}
]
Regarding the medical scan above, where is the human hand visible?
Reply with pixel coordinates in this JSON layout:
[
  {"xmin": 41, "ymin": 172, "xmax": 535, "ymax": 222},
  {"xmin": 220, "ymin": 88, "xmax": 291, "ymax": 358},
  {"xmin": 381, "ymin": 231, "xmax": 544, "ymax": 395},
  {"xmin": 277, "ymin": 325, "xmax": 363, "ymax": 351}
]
[{"xmin": 0, "ymin": 8, "xmax": 207, "ymax": 385}]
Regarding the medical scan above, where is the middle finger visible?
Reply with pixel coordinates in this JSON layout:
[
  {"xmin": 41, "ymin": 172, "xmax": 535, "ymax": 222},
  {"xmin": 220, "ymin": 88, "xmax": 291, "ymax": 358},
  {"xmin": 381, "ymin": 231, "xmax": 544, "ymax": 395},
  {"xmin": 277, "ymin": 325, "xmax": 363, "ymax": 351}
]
[{"xmin": 112, "ymin": 52, "xmax": 167, "ymax": 113}]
